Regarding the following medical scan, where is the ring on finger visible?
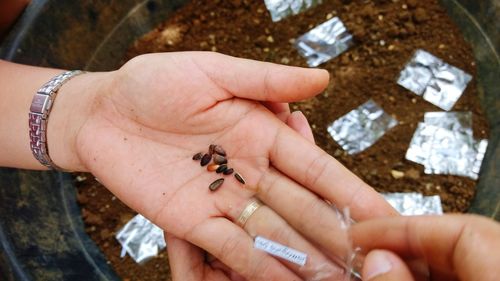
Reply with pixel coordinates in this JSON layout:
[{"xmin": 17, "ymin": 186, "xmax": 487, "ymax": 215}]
[{"xmin": 236, "ymin": 198, "xmax": 263, "ymax": 228}]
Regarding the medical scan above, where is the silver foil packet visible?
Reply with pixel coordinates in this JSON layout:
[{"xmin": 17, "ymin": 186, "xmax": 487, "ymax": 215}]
[
  {"xmin": 406, "ymin": 112, "xmax": 488, "ymax": 180},
  {"xmin": 397, "ymin": 49, "xmax": 472, "ymax": 111},
  {"xmin": 327, "ymin": 100, "xmax": 398, "ymax": 154},
  {"xmin": 424, "ymin": 111, "xmax": 472, "ymax": 136},
  {"xmin": 116, "ymin": 214, "xmax": 166, "ymax": 264},
  {"xmin": 264, "ymin": 0, "xmax": 322, "ymax": 22},
  {"xmin": 295, "ymin": 17, "xmax": 354, "ymax": 67},
  {"xmin": 383, "ymin": 193, "xmax": 443, "ymax": 215}
]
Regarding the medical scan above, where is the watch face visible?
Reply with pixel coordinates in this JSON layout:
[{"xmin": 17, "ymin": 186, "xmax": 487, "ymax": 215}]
[{"xmin": 30, "ymin": 93, "xmax": 49, "ymax": 114}]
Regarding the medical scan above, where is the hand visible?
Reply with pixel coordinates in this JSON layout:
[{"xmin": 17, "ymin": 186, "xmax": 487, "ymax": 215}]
[
  {"xmin": 65, "ymin": 52, "xmax": 397, "ymax": 280},
  {"xmin": 166, "ymin": 232, "xmax": 245, "ymax": 281},
  {"xmin": 351, "ymin": 214, "xmax": 500, "ymax": 281},
  {"xmin": 165, "ymin": 109, "xmax": 316, "ymax": 281}
]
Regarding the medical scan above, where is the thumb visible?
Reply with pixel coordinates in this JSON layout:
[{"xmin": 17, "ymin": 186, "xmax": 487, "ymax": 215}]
[
  {"xmin": 363, "ymin": 250, "xmax": 415, "ymax": 281},
  {"xmin": 192, "ymin": 52, "xmax": 329, "ymax": 102}
]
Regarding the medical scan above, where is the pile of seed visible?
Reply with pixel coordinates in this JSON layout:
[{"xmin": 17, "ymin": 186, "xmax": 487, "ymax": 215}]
[{"xmin": 193, "ymin": 144, "xmax": 245, "ymax": 191}]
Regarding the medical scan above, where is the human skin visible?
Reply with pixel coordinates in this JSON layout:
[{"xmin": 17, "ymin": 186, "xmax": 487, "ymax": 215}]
[
  {"xmin": 0, "ymin": 52, "xmax": 397, "ymax": 280},
  {"xmin": 141, "ymin": 54, "xmax": 500, "ymax": 281},
  {"xmin": 353, "ymin": 214, "xmax": 500, "ymax": 281},
  {"xmin": 165, "ymin": 112, "xmax": 317, "ymax": 281},
  {"xmin": 166, "ymin": 203, "xmax": 500, "ymax": 281}
]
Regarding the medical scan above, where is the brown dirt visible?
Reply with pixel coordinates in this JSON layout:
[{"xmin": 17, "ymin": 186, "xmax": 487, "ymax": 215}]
[
  {"xmin": 77, "ymin": 0, "xmax": 489, "ymax": 280},
  {"xmin": 75, "ymin": 174, "xmax": 172, "ymax": 281}
]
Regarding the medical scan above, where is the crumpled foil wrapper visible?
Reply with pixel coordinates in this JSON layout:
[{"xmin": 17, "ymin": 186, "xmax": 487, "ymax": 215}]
[
  {"xmin": 406, "ymin": 112, "xmax": 488, "ymax": 180},
  {"xmin": 295, "ymin": 17, "xmax": 354, "ymax": 67},
  {"xmin": 424, "ymin": 111, "xmax": 472, "ymax": 136},
  {"xmin": 116, "ymin": 214, "xmax": 166, "ymax": 264},
  {"xmin": 383, "ymin": 193, "xmax": 443, "ymax": 215},
  {"xmin": 327, "ymin": 99, "xmax": 398, "ymax": 154},
  {"xmin": 264, "ymin": 0, "xmax": 322, "ymax": 22},
  {"xmin": 397, "ymin": 49, "xmax": 472, "ymax": 111}
]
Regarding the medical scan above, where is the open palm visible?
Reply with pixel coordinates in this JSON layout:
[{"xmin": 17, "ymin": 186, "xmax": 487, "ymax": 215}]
[{"xmin": 76, "ymin": 52, "xmax": 396, "ymax": 280}]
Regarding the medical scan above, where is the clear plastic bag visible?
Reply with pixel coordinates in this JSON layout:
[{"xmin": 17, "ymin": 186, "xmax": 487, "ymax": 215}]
[{"xmin": 249, "ymin": 205, "xmax": 361, "ymax": 281}]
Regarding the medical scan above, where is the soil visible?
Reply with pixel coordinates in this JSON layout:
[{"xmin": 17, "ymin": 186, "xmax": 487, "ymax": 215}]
[{"xmin": 77, "ymin": 0, "xmax": 489, "ymax": 280}]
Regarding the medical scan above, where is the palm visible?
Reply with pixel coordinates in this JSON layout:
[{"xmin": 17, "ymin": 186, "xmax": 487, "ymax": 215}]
[
  {"xmin": 77, "ymin": 52, "xmax": 300, "ymax": 237},
  {"xmin": 75, "ymin": 53, "xmax": 396, "ymax": 280}
]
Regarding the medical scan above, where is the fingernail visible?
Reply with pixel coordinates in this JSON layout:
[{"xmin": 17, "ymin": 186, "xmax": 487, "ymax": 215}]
[
  {"xmin": 364, "ymin": 251, "xmax": 393, "ymax": 280},
  {"xmin": 292, "ymin": 111, "xmax": 310, "ymax": 125}
]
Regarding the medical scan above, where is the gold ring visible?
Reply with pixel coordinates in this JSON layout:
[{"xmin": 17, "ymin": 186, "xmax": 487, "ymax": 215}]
[{"xmin": 236, "ymin": 199, "xmax": 263, "ymax": 227}]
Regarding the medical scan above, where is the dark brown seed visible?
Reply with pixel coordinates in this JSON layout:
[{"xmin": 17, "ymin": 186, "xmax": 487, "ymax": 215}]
[
  {"xmin": 207, "ymin": 164, "xmax": 219, "ymax": 172},
  {"xmin": 216, "ymin": 164, "xmax": 228, "ymax": 173},
  {"xmin": 209, "ymin": 144, "xmax": 216, "ymax": 154},
  {"xmin": 213, "ymin": 145, "xmax": 226, "ymax": 156},
  {"xmin": 200, "ymin": 153, "xmax": 212, "ymax": 166},
  {"xmin": 223, "ymin": 168, "xmax": 234, "ymax": 175},
  {"xmin": 234, "ymin": 173, "xmax": 245, "ymax": 184},
  {"xmin": 192, "ymin": 152, "xmax": 203, "ymax": 160},
  {"xmin": 213, "ymin": 154, "xmax": 227, "ymax": 165},
  {"xmin": 209, "ymin": 178, "xmax": 224, "ymax": 191}
]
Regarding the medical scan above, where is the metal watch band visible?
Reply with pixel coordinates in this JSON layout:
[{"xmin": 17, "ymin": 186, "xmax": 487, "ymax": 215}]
[{"xmin": 29, "ymin": 70, "xmax": 85, "ymax": 170}]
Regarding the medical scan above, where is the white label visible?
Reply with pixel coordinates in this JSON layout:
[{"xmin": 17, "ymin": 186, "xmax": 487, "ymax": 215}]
[{"xmin": 254, "ymin": 236, "xmax": 307, "ymax": 266}]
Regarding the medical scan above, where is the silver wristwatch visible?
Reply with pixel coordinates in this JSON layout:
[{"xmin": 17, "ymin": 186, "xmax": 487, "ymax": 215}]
[{"xmin": 29, "ymin": 70, "xmax": 84, "ymax": 170}]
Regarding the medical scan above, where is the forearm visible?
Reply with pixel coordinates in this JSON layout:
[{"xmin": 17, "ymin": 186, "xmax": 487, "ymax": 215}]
[
  {"xmin": 0, "ymin": 60, "xmax": 104, "ymax": 171},
  {"xmin": 0, "ymin": 60, "xmax": 61, "ymax": 169}
]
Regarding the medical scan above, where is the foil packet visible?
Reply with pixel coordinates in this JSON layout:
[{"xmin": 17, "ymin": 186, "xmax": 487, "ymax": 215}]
[
  {"xmin": 264, "ymin": 0, "xmax": 322, "ymax": 22},
  {"xmin": 295, "ymin": 17, "xmax": 354, "ymax": 67},
  {"xmin": 383, "ymin": 193, "xmax": 443, "ymax": 215},
  {"xmin": 397, "ymin": 49, "xmax": 472, "ymax": 111},
  {"xmin": 424, "ymin": 111, "xmax": 473, "ymax": 136},
  {"xmin": 406, "ymin": 112, "xmax": 488, "ymax": 180},
  {"xmin": 327, "ymin": 99, "xmax": 398, "ymax": 154},
  {"xmin": 116, "ymin": 214, "xmax": 166, "ymax": 263}
]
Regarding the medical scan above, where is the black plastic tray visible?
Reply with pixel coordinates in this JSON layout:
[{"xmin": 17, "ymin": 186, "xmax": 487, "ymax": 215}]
[{"xmin": 0, "ymin": 0, "xmax": 498, "ymax": 280}]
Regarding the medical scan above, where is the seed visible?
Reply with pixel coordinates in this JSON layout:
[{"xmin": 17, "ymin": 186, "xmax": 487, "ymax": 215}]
[
  {"xmin": 216, "ymin": 164, "xmax": 228, "ymax": 173},
  {"xmin": 213, "ymin": 145, "xmax": 226, "ymax": 156},
  {"xmin": 208, "ymin": 144, "xmax": 216, "ymax": 154},
  {"xmin": 213, "ymin": 154, "xmax": 227, "ymax": 165},
  {"xmin": 192, "ymin": 152, "xmax": 203, "ymax": 160},
  {"xmin": 207, "ymin": 164, "xmax": 219, "ymax": 172},
  {"xmin": 223, "ymin": 168, "xmax": 234, "ymax": 175},
  {"xmin": 209, "ymin": 178, "xmax": 224, "ymax": 191},
  {"xmin": 200, "ymin": 153, "xmax": 212, "ymax": 166},
  {"xmin": 234, "ymin": 173, "xmax": 245, "ymax": 184}
]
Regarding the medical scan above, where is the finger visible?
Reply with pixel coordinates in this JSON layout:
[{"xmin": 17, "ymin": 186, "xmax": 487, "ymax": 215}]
[
  {"xmin": 253, "ymin": 172, "xmax": 428, "ymax": 281},
  {"xmin": 209, "ymin": 259, "xmax": 247, "ymax": 281},
  {"xmin": 186, "ymin": 218, "xmax": 302, "ymax": 281},
  {"xmin": 249, "ymin": 169, "xmax": 353, "ymax": 265},
  {"xmin": 191, "ymin": 52, "xmax": 329, "ymax": 102},
  {"xmin": 269, "ymin": 120, "xmax": 398, "ymax": 220},
  {"xmin": 262, "ymin": 102, "xmax": 290, "ymax": 116},
  {"xmin": 286, "ymin": 111, "xmax": 315, "ymax": 143},
  {"xmin": 166, "ymin": 233, "xmax": 231, "ymax": 281},
  {"xmin": 350, "ymin": 214, "xmax": 500, "ymax": 281},
  {"xmin": 265, "ymin": 104, "xmax": 315, "ymax": 144},
  {"xmin": 166, "ymin": 233, "xmax": 204, "ymax": 281},
  {"xmin": 218, "ymin": 197, "xmax": 348, "ymax": 280},
  {"xmin": 262, "ymin": 102, "xmax": 290, "ymax": 122},
  {"xmin": 245, "ymin": 206, "xmax": 347, "ymax": 280},
  {"xmin": 363, "ymin": 250, "xmax": 415, "ymax": 281}
]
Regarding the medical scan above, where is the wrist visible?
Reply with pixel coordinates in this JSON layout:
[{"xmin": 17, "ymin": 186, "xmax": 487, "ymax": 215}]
[{"xmin": 47, "ymin": 71, "xmax": 110, "ymax": 172}]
